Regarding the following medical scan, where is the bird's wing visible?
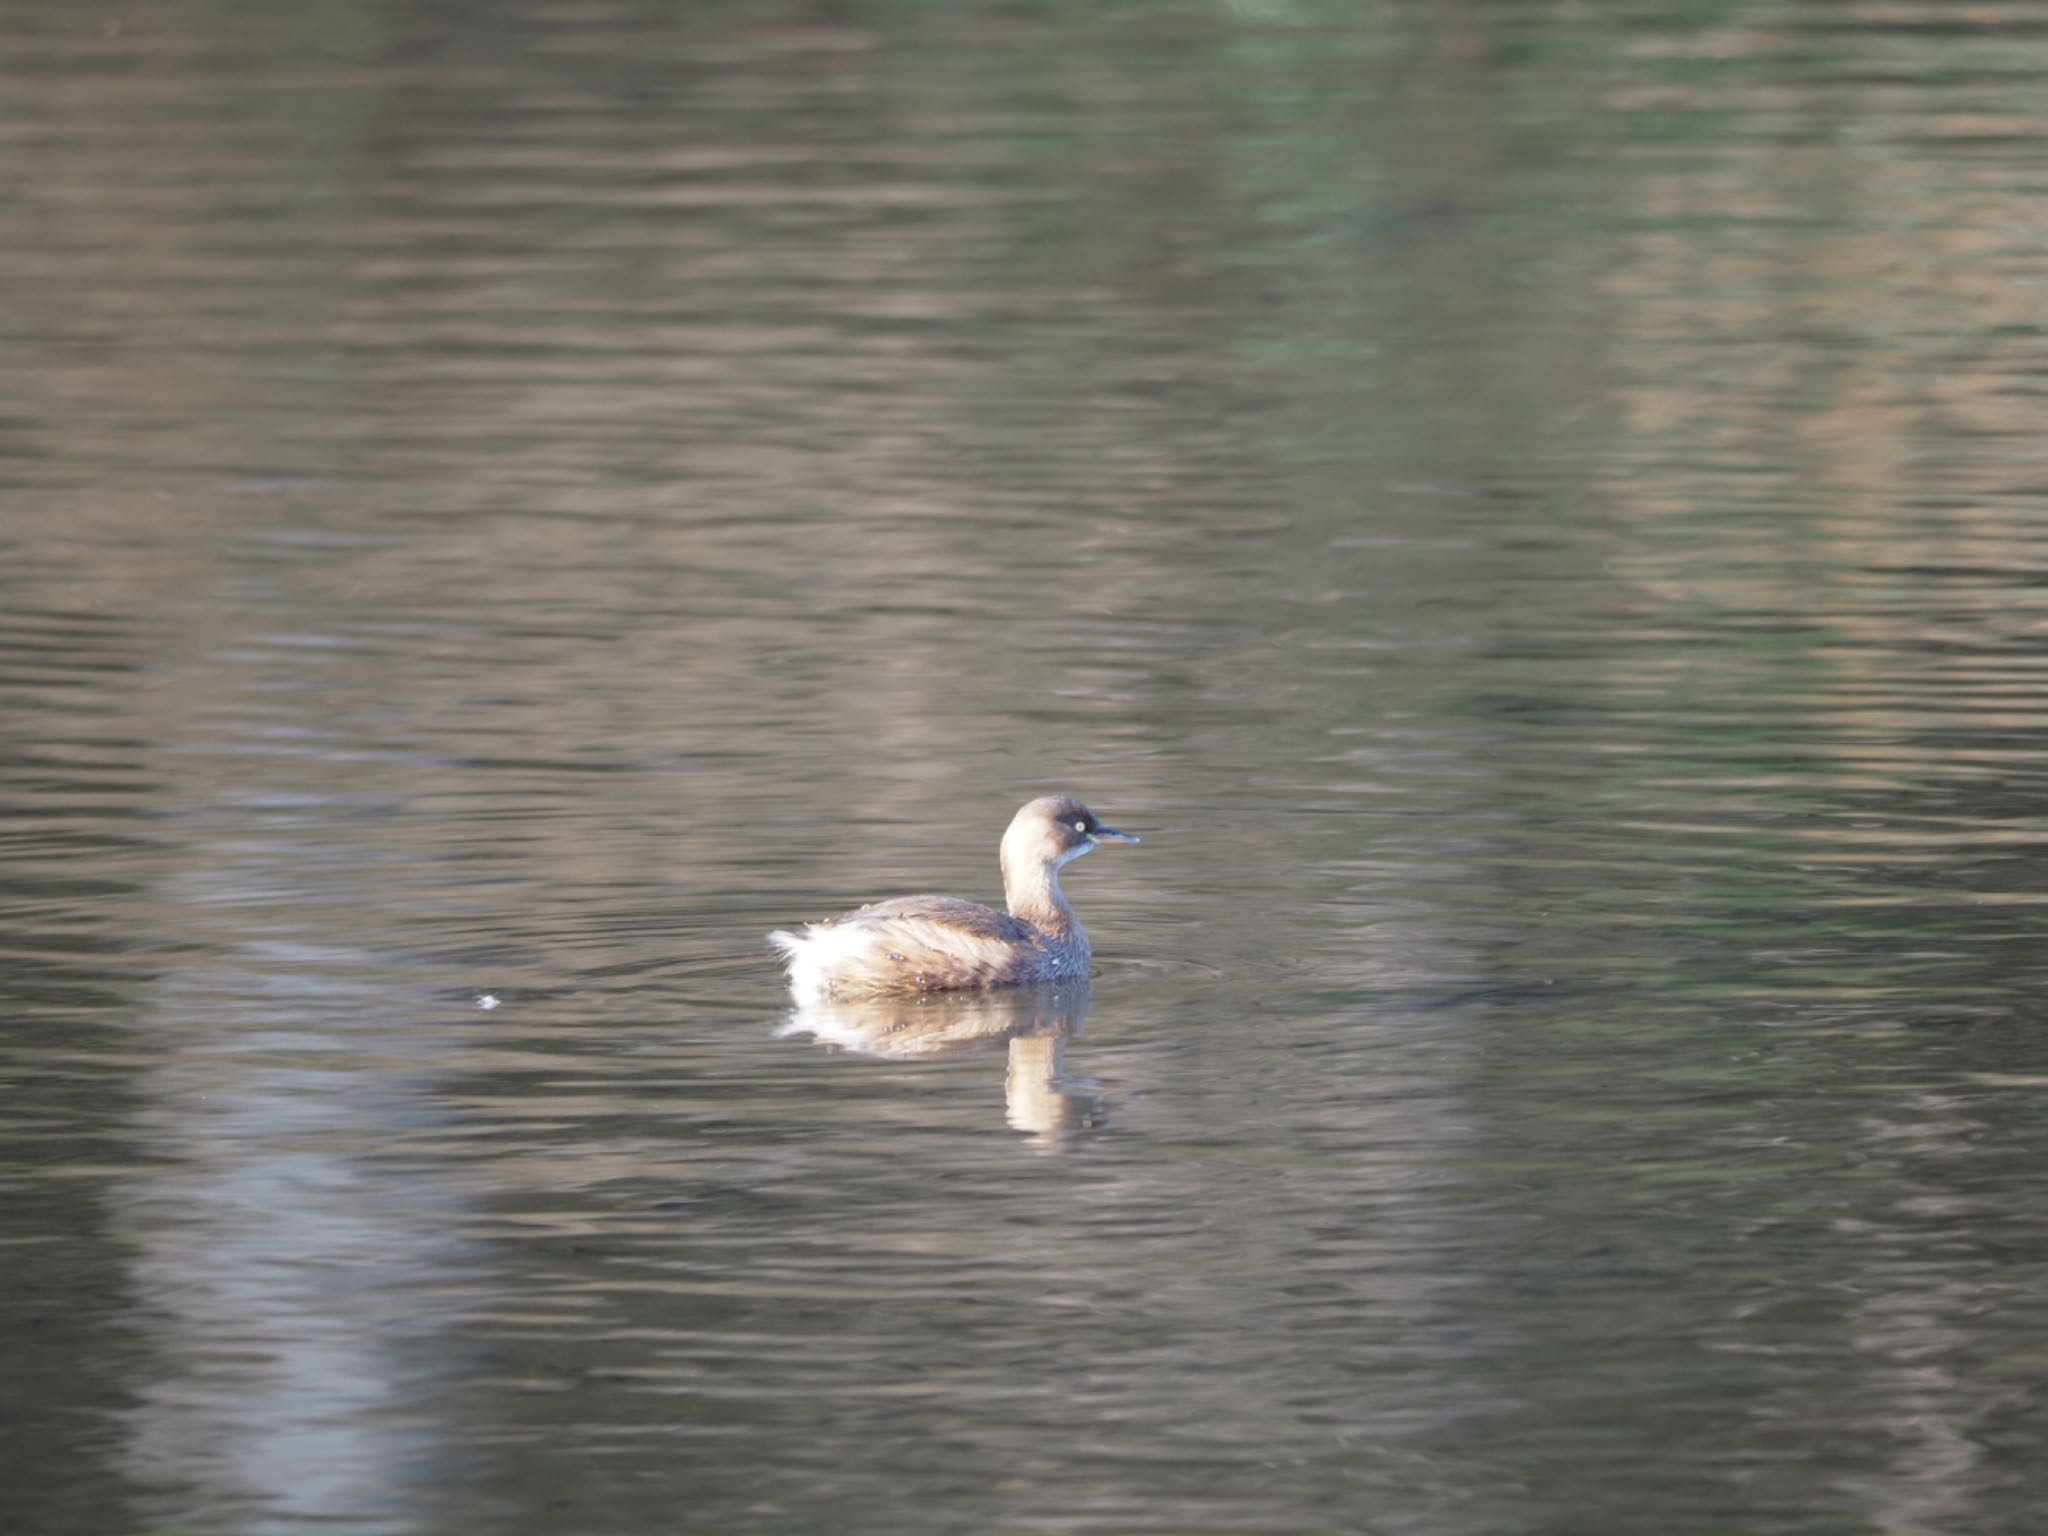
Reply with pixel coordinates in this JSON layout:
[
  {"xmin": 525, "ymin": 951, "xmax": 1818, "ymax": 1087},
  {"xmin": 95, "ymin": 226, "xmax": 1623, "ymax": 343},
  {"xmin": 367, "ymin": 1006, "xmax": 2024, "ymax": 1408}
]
[{"xmin": 835, "ymin": 895, "xmax": 1036, "ymax": 944}]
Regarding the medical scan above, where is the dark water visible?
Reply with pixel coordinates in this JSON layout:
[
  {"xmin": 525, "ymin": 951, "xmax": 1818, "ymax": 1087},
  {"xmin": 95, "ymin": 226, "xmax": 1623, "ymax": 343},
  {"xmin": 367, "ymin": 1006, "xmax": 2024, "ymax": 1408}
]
[{"xmin": 8, "ymin": 2, "xmax": 2048, "ymax": 1532}]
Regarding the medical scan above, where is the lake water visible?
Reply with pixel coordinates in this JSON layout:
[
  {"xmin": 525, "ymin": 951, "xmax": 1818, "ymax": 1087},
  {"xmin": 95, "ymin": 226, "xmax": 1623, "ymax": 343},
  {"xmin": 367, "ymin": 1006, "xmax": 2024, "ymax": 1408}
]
[{"xmin": 7, "ymin": 3, "xmax": 2048, "ymax": 1533}]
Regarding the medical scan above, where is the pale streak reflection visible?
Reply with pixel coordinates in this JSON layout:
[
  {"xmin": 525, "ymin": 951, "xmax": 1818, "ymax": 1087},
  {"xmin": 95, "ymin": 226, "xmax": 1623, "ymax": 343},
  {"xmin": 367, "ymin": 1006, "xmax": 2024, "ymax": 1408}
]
[
  {"xmin": 113, "ymin": 925, "xmax": 458, "ymax": 1532},
  {"xmin": 778, "ymin": 981, "xmax": 1103, "ymax": 1147},
  {"xmin": 1842, "ymin": 1090, "xmax": 2020, "ymax": 1536}
]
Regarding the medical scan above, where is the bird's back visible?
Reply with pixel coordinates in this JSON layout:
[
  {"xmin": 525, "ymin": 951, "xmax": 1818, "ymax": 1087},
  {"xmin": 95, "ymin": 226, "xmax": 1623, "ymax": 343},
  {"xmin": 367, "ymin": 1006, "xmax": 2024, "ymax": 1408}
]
[{"xmin": 770, "ymin": 894, "xmax": 1077, "ymax": 998}]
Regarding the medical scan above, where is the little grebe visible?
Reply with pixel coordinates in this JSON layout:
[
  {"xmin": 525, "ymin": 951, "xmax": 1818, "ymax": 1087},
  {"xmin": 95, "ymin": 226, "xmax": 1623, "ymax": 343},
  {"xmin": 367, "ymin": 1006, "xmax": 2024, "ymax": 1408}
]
[{"xmin": 769, "ymin": 795, "xmax": 1139, "ymax": 998}]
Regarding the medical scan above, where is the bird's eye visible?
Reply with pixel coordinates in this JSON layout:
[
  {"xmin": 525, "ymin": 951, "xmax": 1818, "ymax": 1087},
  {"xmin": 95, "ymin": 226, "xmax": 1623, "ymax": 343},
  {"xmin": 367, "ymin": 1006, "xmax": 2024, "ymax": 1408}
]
[{"xmin": 1074, "ymin": 820, "xmax": 1087, "ymax": 832}]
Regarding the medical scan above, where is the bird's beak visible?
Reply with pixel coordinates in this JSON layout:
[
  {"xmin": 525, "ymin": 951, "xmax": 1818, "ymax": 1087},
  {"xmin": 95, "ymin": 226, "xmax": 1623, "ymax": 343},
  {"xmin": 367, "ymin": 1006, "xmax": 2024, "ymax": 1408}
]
[{"xmin": 1089, "ymin": 826, "xmax": 1140, "ymax": 846}]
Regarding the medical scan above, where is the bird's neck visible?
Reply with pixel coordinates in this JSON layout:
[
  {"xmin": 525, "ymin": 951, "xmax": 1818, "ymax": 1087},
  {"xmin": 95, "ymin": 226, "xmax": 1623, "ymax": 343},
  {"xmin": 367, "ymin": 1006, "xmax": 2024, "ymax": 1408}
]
[{"xmin": 1003, "ymin": 854, "xmax": 1079, "ymax": 938}]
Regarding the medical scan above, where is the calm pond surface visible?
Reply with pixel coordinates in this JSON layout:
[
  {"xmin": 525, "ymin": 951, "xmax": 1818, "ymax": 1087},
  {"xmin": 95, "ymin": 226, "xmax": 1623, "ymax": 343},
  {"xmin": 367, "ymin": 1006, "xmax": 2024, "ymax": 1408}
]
[{"xmin": 7, "ymin": 2, "xmax": 2048, "ymax": 1532}]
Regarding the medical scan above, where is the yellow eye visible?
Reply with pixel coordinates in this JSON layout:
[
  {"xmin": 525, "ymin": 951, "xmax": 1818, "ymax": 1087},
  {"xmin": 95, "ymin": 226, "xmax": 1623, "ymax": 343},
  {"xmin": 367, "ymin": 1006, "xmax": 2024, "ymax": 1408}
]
[{"xmin": 1074, "ymin": 820, "xmax": 1087, "ymax": 832}]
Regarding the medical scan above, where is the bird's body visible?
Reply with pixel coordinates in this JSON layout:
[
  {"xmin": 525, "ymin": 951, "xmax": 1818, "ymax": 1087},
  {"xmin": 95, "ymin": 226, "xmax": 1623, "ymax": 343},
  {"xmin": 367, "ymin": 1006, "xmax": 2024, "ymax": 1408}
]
[{"xmin": 769, "ymin": 795, "xmax": 1138, "ymax": 999}]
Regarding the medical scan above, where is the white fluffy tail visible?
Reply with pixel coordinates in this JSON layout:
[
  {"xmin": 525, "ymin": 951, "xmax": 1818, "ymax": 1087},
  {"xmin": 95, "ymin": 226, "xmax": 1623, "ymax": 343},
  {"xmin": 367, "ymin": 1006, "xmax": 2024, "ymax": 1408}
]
[{"xmin": 768, "ymin": 926, "xmax": 836, "ymax": 1000}]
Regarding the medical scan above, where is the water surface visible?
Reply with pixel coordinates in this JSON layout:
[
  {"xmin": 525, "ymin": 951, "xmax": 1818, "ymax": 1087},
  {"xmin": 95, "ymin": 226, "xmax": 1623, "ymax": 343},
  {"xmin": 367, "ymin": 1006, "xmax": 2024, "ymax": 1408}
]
[{"xmin": 7, "ymin": 3, "xmax": 2048, "ymax": 1533}]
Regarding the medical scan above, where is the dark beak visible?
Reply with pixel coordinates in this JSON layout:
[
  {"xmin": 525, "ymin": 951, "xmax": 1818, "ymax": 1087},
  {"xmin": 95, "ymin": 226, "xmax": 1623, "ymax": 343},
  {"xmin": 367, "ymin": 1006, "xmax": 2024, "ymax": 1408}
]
[{"xmin": 1089, "ymin": 826, "xmax": 1140, "ymax": 846}]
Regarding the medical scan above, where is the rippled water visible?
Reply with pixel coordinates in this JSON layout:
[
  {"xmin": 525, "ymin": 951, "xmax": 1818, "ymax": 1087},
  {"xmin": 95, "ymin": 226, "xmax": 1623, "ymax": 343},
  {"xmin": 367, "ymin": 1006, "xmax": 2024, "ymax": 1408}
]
[{"xmin": 9, "ymin": 3, "xmax": 2048, "ymax": 1533}]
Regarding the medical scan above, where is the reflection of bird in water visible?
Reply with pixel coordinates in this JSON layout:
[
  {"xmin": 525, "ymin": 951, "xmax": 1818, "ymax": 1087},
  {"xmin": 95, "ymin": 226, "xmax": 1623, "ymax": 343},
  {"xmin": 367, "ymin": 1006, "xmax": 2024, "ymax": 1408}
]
[
  {"xmin": 778, "ymin": 980, "xmax": 1104, "ymax": 1145},
  {"xmin": 769, "ymin": 796, "xmax": 1138, "ymax": 998}
]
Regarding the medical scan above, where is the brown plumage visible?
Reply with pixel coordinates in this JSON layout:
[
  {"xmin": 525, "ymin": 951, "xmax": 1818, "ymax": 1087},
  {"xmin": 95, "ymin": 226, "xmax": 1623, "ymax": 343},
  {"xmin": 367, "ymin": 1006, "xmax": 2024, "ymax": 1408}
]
[{"xmin": 769, "ymin": 795, "xmax": 1140, "ymax": 998}]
